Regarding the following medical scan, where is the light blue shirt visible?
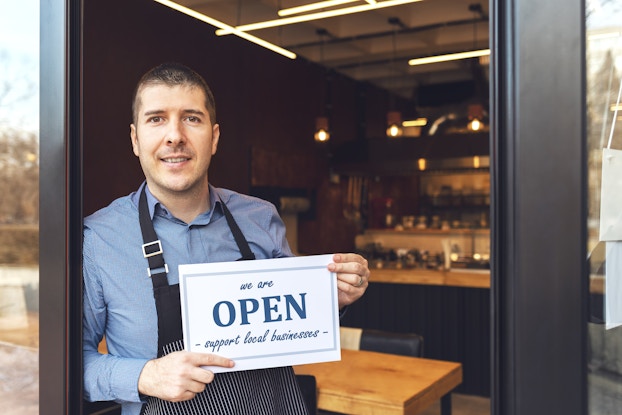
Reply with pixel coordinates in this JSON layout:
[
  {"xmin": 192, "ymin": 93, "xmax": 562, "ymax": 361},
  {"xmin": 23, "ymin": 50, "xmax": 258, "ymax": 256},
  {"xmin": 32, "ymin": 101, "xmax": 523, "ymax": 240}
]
[{"xmin": 82, "ymin": 182, "xmax": 293, "ymax": 414}]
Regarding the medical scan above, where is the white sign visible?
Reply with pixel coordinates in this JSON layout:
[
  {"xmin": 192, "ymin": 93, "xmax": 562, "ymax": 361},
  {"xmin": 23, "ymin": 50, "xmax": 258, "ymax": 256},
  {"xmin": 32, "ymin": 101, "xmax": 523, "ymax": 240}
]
[{"xmin": 179, "ymin": 254, "xmax": 341, "ymax": 372}]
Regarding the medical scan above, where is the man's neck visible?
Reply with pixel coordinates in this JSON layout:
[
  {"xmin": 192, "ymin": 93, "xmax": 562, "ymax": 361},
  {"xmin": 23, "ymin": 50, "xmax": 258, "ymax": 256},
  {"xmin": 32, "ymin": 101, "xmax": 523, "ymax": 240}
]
[{"xmin": 149, "ymin": 184, "xmax": 210, "ymax": 224}]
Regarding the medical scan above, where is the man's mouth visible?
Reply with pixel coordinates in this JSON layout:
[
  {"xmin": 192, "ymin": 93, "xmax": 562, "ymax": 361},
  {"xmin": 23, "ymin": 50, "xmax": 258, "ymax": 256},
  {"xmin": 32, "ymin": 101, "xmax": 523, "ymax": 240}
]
[{"xmin": 162, "ymin": 157, "xmax": 189, "ymax": 163}]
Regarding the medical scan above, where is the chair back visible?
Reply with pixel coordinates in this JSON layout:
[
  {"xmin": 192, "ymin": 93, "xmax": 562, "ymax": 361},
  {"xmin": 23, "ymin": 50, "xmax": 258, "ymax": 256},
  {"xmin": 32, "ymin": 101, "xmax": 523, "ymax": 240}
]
[
  {"xmin": 340, "ymin": 327, "xmax": 424, "ymax": 357},
  {"xmin": 360, "ymin": 328, "xmax": 424, "ymax": 357}
]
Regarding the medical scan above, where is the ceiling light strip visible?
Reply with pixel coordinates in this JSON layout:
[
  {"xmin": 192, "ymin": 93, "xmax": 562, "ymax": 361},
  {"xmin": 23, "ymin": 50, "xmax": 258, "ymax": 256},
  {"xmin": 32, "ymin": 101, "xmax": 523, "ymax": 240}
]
[
  {"xmin": 408, "ymin": 49, "xmax": 490, "ymax": 66},
  {"xmin": 402, "ymin": 118, "xmax": 427, "ymax": 127},
  {"xmin": 278, "ymin": 0, "xmax": 360, "ymax": 17},
  {"xmin": 216, "ymin": 0, "xmax": 424, "ymax": 35},
  {"xmin": 153, "ymin": 0, "xmax": 296, "ymax": 59}
]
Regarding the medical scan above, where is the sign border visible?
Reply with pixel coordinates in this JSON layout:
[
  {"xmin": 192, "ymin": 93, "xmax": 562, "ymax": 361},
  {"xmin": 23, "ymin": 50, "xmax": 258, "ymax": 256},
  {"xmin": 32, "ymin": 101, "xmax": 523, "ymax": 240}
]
[{"xmin": 179, "ymin": 254, "xmax": 341, "ymax": 371}]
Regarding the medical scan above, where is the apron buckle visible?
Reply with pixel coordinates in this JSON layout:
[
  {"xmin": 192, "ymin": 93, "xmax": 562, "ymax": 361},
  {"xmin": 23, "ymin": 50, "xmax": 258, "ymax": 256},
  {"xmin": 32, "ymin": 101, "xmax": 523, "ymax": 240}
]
[
  {"xmin": 147, "ymin": 263, "xmax": 169, "ymax": 277},
  {"xmin": 142, "ymin": 240, "xmax": 163, "ymax": 258}
]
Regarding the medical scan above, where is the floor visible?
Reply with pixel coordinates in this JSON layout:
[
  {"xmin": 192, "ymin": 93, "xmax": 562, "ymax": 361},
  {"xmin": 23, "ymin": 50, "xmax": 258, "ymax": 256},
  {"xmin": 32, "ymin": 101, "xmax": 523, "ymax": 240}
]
[
  {"xmin": 0, "ymin": 313, "xmax": 39, "ymax": 415},
  {"xmin": 588, "ymin": 369, "xmax": 622, "ymax": 415}
]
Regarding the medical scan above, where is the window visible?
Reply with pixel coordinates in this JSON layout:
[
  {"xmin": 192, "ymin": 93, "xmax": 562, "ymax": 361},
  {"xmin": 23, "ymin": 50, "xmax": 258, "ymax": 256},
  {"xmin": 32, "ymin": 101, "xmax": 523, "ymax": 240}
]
[
  {"xmin": 586, "ymin": 1, "xmax": 622, "ymax": 413},
  {"xmin": 0, "ymin": 1, "xmax": 40, "ymax": 414}
]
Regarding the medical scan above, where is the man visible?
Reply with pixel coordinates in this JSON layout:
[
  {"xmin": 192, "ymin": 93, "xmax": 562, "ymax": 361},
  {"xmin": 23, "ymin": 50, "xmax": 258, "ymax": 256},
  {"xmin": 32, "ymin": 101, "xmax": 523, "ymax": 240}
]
[{"xmin": 83, "ymin": 62, "xmax": 370, "ymax": 415}]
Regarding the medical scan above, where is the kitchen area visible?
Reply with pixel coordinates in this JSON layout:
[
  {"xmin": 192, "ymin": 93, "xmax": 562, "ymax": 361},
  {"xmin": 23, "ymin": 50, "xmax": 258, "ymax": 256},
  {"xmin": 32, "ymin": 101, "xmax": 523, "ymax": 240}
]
[
  {"xmin": 356, "ymin": 166, "xmax": 490, "ymax": 276},
  {"xmin": 328, "ymin": 147, "xmax": 492, "ymax": 397}
]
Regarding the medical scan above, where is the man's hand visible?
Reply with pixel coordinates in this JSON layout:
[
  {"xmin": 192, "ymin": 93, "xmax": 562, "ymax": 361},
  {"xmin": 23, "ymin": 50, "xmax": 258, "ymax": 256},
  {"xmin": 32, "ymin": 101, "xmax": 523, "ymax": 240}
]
[
  {"xmin": 328, "ymin": 253, "xmax": 370, "ymax": 309},
  {"xmin": 138, "ymin": 351, "xmax": 234, "ymax": 402}
]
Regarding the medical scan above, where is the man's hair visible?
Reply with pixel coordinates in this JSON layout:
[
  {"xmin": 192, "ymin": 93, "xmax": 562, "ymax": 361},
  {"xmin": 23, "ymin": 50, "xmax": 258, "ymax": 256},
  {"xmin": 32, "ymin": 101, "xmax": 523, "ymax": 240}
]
[{"xmin": 131, "ymin": 62, "xmax": 217, "ymax": 124}]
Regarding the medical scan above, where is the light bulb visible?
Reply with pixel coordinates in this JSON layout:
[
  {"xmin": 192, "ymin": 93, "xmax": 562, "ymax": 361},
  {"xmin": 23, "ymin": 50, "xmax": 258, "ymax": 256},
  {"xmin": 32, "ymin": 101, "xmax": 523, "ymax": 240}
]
[
  {"xmin": 314, "ymin": 116, "xmax": 330, "ymax": 142},
  {"xmin": 417, "ymin": 158, "xmax": 426, "ymax": 171},
  {"xmin": 386, "ymin": 123, "xmax": 403, "ymax": 138},
  {"xmin": 469, "ymin": 118, "xmax": 481, "ymax": 131},
  {"xmin": 314, "ymin": 128, "xmax": 330, "ymax": 142}
]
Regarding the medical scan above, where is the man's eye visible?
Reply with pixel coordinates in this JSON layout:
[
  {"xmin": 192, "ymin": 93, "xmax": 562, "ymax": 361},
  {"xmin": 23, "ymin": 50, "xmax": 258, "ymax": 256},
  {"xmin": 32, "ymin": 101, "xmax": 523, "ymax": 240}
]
[
  {"xmin": 186, "ymin": 116, "xmax": 200, "ymax": 123},
  {"xmin": 148, "ymin": 116, "xmax": 162, "ymax": 123}
]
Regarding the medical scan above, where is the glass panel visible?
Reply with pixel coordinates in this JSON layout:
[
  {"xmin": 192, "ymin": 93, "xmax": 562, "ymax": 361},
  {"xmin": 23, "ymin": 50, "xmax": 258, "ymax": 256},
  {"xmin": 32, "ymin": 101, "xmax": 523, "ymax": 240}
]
[
  {"xmin": 587, "ymin": 1, "xmax": 622, "ymax": 414},
  {"xmin": 0, "ymin": 1, "xmax": 40, "ymax": 414}
]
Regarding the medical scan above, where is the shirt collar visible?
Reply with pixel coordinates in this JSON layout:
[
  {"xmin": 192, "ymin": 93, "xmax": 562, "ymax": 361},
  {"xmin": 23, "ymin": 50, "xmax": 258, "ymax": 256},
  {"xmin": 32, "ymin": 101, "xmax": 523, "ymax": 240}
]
[{"xmin": 131, "ymin": 181, "xmax": 225, "ymax": 223}]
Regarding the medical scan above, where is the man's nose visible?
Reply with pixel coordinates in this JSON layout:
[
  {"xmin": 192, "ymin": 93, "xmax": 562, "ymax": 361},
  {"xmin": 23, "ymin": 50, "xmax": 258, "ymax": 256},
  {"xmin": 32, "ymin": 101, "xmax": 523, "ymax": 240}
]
[{"xmin": 166, "ymin": 120, "xmax": 185, "ymax": 145}]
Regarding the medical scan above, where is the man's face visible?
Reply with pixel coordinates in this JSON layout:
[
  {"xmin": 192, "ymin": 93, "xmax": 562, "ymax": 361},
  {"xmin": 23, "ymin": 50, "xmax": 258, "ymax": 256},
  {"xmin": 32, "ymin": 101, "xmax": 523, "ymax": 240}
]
[{"xmin": 130, "ymin": 84, "xmax": 220, "ymax": 200}]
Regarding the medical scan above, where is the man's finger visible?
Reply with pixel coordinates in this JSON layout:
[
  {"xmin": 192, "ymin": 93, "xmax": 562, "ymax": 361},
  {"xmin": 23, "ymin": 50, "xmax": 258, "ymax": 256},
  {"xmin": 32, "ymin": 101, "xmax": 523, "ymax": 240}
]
[
  {"xmin": 188, "ymin": 352, "xmax": 235, "ymax": 369},
  {"xmin": 189, "ymin": 366, "xmax": 215, "ymax": 385}
]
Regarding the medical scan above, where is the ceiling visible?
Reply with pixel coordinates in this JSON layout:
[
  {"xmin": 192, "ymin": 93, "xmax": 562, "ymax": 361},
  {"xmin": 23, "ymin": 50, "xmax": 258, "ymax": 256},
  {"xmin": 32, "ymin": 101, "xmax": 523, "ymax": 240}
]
[{"xmin": 168, "ymin": 0, "xmax": 490, "ymax": 113}]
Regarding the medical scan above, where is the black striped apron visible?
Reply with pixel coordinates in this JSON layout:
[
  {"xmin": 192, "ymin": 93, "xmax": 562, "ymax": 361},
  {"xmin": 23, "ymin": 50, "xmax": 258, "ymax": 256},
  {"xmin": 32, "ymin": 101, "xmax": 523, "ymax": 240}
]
[{"xmin": 138, "ymin": 187, "xmax": 308, "ymax": 415}]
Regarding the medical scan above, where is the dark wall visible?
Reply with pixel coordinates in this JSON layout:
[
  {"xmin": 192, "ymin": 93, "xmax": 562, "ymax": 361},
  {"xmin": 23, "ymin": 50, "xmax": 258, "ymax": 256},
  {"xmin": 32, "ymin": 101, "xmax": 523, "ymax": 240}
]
[{"xmin": 83, "ymin": 0, "xmax": 393, "ymax": 253}]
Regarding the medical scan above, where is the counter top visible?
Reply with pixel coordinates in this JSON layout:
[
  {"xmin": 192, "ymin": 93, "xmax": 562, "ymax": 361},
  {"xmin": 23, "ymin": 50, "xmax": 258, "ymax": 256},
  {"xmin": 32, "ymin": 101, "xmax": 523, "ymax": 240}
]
[{"xmin": 369, "ymin": 268, "xmax": 490, "ymax": 289}]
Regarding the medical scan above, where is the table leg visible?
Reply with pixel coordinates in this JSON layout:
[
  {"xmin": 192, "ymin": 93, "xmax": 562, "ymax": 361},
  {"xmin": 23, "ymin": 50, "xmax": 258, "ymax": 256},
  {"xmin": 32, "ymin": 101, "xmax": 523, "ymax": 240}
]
[{"xmin": 441, "ymin": 393, "xmax": 452, "ymax": 415}]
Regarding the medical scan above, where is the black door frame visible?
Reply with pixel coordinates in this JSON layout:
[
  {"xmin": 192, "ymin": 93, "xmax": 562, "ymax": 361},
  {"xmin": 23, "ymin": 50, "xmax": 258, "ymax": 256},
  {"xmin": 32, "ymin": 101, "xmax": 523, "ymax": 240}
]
[
  {"xmin": 39, "ymin": 0, "xmax": 82, "ymax": 414},
  {"xmin": 491, "ymin": 0, "xmax": 587, "ymax": 414},
  {"xmin": 39, "ymin": 0, "xmax": 588, "ymax": 413}
]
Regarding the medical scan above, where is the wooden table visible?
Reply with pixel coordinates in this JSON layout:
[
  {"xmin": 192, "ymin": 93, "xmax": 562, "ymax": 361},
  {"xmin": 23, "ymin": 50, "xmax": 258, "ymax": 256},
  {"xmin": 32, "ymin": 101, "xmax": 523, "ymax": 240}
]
[{"xmin": 294, "ymin": 348, "xmax": 462, "ymax": 415}]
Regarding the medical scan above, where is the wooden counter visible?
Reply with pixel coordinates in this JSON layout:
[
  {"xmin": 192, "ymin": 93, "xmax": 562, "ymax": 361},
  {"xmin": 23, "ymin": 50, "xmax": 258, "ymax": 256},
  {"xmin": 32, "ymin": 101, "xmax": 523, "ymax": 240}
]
[{"xmin": 369, "ymin": 268, "xmax": 490, "ymax": 289}]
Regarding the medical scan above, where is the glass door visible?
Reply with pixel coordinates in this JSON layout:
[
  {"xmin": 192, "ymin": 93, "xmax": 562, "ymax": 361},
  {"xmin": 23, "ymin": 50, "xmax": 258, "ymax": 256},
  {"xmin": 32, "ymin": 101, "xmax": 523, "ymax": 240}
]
[
  {"xmin": 0, "ymin": 1, "xmax": 39, "ymax": 413},
  {"xmin": 586, "ymin": 1, "xmax": 622, "ymax": 413}
]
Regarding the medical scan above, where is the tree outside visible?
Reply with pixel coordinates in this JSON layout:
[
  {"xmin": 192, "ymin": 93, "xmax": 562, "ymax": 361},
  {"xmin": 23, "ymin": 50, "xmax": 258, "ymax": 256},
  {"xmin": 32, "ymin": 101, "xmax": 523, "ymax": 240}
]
[{"xmin": 0, "ymin": 3, "xmax": 40, "ymax": 414}]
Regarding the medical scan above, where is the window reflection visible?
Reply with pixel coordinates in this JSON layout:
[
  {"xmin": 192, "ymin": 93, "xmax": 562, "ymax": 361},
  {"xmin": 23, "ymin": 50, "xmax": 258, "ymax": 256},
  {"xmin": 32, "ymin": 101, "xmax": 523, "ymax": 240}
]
[
  {"xmin": 587, "ymin": 1, "xmax": 622, "ymax": 413},
  {"xmin": 0, "ymin": 1, "xmax": 40, "ymax": 414}
]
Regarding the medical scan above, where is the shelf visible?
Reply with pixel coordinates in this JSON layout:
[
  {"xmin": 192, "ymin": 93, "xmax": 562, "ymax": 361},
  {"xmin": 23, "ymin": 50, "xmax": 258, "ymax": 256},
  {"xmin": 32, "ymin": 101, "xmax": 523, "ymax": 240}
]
[
  {"xmin": 366, "ymin": 228, "xmax": 490, "ymax": 235},
  {"xmin": 420, "ymin": 195, "xmax": 490, "ymax": 208}
]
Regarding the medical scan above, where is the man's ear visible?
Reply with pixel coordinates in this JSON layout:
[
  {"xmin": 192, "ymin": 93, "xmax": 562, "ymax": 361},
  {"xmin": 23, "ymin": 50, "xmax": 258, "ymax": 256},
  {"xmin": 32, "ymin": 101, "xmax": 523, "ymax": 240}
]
[
  {"xmin": 211, "ymin": 123, "xmax": 220, "ymax": 156},
  {"xmin": 130, "ymin": 124, "xmax": 139, "ymax": 157}
]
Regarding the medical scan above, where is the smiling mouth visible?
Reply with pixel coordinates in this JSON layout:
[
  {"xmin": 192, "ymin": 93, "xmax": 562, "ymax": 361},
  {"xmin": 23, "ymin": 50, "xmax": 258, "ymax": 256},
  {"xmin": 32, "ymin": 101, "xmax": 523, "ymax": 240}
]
[{"xmin": 162, "ymin": 157, "xmax": 189, "ymax": 163}]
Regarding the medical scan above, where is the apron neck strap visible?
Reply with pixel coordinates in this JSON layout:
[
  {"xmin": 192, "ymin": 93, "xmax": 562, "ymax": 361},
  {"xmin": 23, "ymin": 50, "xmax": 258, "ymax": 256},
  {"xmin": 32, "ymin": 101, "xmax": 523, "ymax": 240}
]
[
  {"xmin": 139, "ymin": 186, "xmax": 168, "ymax": 288},
  {"xmin": 138, "ymin": 187, "xmax": 256, "ymax": 286},
  {"xmin": 217, "ymin": 194, "xmax": 256, "ymax": 261}
]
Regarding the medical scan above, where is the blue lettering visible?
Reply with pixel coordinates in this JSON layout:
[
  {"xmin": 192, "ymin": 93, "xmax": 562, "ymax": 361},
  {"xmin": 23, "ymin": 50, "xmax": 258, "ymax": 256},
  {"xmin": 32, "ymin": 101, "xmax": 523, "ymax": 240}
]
[
  {"xmin": 213, "ymin": 301, "xmax": 236, "ymax": 327},
  {"xmin": 213, "ymin": 293, "xmax": 308, "ymax": 327},
  {"xmin": 262, "ymin": 295, "xmax": 282, "ymax": 323},
  {"xmin": 285, "ymin": 293, "xmax": 307, "ymax": 320},
  {"xmin": 239, "ymin": 298, "xmax": 259, "ymax": 325}
]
